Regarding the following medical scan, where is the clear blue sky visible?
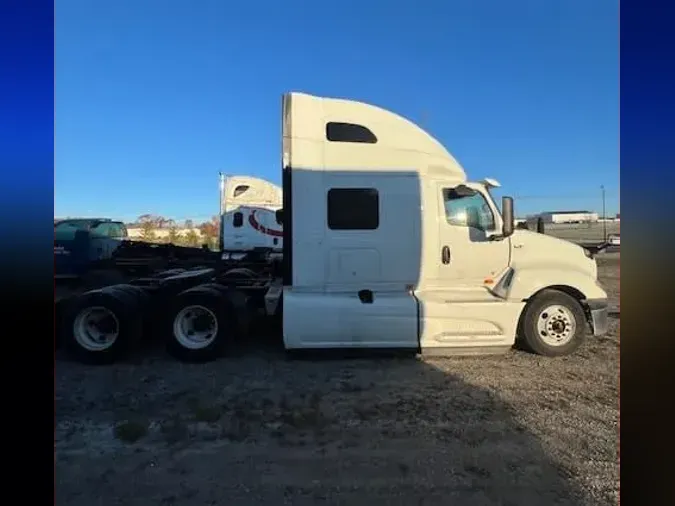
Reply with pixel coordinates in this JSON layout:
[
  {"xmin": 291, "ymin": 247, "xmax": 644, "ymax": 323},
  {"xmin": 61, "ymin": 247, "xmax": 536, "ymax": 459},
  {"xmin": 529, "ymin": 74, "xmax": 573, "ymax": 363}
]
[{"xmin": 55, "ymin": 0, "xmax": 619, "ymax": 222}]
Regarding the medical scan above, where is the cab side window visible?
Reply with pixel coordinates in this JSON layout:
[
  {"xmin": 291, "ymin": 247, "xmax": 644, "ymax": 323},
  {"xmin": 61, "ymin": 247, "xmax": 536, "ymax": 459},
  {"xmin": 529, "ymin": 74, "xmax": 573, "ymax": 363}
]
[
  {"xmin": 111, "ymin": 223, "xmax": 127, "ymax": 238},
  {"xmin": 54, "ymin": 222, "xmax": 80, "ymax": 240},
  {"xmin": 93, "ymin": 222, "xmax": 126, "ymax": 238},
  {"xmin": 443, "ymin": 188, "xmax": 495, "ymax": 231}
]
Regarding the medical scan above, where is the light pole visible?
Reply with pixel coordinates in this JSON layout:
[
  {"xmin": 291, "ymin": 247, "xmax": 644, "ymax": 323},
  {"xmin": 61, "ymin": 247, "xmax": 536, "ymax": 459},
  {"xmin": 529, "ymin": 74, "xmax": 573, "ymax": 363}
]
[{"xmin": 601, "ymin": 185, "xmax": 606, "ymax": 241}]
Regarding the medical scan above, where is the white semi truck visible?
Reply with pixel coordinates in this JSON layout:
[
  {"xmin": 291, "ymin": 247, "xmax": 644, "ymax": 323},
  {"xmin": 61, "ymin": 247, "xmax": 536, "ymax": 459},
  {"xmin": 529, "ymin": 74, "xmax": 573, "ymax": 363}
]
[
  {"xmin": 219, "ymin": 174, "xmax": 283, "ymax": 253},
  {"xmin": 59, "ymin": 92, "xmax": 609, "ymax": 364}
]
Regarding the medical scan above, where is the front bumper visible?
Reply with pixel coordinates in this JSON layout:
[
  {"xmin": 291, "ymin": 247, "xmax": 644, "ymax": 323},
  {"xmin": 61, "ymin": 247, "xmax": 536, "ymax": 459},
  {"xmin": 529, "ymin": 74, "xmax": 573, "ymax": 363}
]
[{"xmin": 585, "ymin": 298, "xmax": 609, "ymax": 336}]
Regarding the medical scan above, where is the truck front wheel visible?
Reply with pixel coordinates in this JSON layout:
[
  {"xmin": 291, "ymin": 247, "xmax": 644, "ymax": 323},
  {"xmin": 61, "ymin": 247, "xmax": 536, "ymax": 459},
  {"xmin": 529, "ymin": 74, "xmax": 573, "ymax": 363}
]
[{"xmin": 517, "ymin": 289, "xmax": 587, "ymax": 357}]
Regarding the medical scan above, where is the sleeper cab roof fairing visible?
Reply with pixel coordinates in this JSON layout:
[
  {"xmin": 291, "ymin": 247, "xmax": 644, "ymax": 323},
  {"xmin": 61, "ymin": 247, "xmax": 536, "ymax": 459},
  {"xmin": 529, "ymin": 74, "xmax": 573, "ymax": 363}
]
[
  {"xmin": 282, "ymin": 92, "xmax": 467, "ymax": 184},
  {"xmin": 223, "ymin": 176, "xmax": 282, "ymax": 197},
  {"xmin": 221, "ymin": 175, "xmax": 283, "ymax": 210}
]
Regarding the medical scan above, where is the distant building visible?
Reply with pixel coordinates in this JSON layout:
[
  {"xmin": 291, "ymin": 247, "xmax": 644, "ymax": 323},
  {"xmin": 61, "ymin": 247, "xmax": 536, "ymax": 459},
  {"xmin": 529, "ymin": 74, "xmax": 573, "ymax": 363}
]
[{"xmin": 529, "ymin": 210, "xmax": 599, "ymax": 224}]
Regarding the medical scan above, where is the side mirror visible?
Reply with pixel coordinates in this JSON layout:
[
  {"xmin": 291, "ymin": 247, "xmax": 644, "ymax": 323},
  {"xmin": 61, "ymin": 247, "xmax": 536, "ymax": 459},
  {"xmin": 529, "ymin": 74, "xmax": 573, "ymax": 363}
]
[
  {"xmin": 275, "ymin": 209, "xmax": 284, "ymax": 225},
  {"xmin": 501, "ymin": 196, "xmax": 514, "ymax": 237}
]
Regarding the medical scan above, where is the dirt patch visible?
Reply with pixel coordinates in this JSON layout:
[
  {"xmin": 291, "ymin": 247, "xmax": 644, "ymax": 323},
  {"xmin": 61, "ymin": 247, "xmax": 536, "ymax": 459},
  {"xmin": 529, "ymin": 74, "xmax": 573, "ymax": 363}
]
[{"xmin": 55, "ymin": 260, "xmax": 619, "ymax": 505}]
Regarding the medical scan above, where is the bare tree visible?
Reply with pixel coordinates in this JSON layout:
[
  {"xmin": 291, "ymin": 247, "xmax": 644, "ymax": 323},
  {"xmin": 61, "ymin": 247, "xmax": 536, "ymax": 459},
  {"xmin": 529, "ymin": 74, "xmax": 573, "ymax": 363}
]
[
  {"xmin": 167, "ymin": 224, "xmax": 181, "ymax": 245},
  {"xmin": 198, "ymin": 215, "xmax": 220, "ymax": 250},
  {"xmin": 184, "ymin": 228, "xmax": 200, "ymax": 247},
  {"xmin": 139, "ymin": 220, "xmax": 157, "ymax": 242}
]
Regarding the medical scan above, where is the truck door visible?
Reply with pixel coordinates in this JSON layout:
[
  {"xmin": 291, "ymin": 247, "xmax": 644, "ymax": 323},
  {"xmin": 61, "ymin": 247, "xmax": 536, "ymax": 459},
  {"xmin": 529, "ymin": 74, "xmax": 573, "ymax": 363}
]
[{"xmin": 435, "ymin": 183, "xmax": 510, "ymax": 287}]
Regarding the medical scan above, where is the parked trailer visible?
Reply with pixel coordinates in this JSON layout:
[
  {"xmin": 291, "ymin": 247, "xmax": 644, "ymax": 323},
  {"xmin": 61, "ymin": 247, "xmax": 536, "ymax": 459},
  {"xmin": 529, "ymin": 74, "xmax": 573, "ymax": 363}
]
[{"xmin": 59, "ymin": 91, "xmax": 610, "ymax": 365}]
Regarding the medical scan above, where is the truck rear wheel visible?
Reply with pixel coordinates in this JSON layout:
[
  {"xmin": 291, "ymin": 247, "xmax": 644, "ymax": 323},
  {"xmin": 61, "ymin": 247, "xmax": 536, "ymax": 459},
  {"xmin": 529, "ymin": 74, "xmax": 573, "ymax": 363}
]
[
  {"xmin": 517, "ymin": 289, "xmax": 587, "ymax": 357},
  {"xmin": 165, "ymin": 287, "xmax": 237, "ymax": 363},
  {"xmin": 111, "ymin": 284, "xmax": 149, "ymax": 307},
  {"xmin": 221, "ymin": 268, "xmax": 256, "ymax": 280},
  {"xmin": 193, "ymin": 284, "xmax": 252, "ymax": 338},
  {"xmin": 62, "ymin": 287, "xmax": 142, "ymax": 365}
]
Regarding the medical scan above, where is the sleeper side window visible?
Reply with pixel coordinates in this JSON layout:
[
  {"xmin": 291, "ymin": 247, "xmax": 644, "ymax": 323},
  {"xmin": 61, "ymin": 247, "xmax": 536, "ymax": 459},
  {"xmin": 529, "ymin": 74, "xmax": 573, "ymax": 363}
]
[{"xmin": 327, "ymin": 188, "xmax": 379, "ymax": 230}]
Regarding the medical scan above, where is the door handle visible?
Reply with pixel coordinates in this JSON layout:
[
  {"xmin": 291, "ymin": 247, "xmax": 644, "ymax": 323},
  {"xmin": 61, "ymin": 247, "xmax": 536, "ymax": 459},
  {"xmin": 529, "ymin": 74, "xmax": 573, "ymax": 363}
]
[{"xmin": 442, "ymin": 246, "xmax": 451, "ymax": 264}]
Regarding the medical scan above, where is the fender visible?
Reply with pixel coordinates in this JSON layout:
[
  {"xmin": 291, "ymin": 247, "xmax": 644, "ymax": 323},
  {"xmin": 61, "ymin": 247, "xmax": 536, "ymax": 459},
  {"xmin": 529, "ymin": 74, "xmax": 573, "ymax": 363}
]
[{"xmin": 494, "ymin": 266, "xmax": 607, "ymax": 303}]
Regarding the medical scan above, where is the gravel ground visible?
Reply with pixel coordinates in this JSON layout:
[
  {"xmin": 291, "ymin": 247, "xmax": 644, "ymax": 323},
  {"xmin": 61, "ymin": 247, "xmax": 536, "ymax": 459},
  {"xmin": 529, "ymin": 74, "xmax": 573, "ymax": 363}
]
[{"xmin": 55, "ymin": 254, "xmax": 619, "ymax": 506}]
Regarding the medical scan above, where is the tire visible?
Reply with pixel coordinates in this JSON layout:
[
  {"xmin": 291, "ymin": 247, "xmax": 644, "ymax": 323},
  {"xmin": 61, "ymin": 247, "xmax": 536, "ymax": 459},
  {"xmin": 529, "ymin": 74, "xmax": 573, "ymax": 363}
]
[
  {"xmin": 62, "ymin": 288, "xmax": 142, "ymax": 365},
  {"xmin": 194, "ymin": 283, "xmax": 252, "ymax": 338},
  {"xmin": 110, "ymin": 284, "xmax": 154, "ymax": 341},
  {"xmin": 517, "ymin": 289, "xmax": 587, "ymax": 357},
  {"xmin": 165, "ymin": 286, "xmax": 238, "ymax": 363},
  {"xmin": 111, "ymin": 284, "xmax": 150, "ymax": 308},
  {"xmin": 220, "ymin": 268, "xmax": 257, "ymax": 282},
  {"xmin": 227, "ymin": 289, "xmax": 252, "ymax": 338},
  {"xmin": 197, "ymin": 283, "xmax": 232, "ymax": 295}
]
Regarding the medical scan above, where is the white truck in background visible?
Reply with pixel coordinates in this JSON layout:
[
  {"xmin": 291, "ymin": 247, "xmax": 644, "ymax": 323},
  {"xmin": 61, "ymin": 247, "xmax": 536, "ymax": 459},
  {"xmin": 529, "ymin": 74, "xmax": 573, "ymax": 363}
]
[
  {"xmin": 59, "ymin": 91, "xmax": 609, "ymax": 364},
  {"xmin": 219, "ymin": 174, "xmax": 283, "ymax": 253}
]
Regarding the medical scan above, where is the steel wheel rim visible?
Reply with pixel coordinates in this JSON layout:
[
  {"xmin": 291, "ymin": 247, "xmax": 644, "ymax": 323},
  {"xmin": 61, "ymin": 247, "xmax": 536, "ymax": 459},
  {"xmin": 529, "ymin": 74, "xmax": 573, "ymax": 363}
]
[
  {"xmin": 536, "ymin": 304, "xmax": 577, "ymax": 346},
  {"xmin": 173, "ymin": 305, "xmax": 219, "ymax": 349},
  {"xmin": 73, "ymin": 306, "xmax": 120, "ymax": 351}
]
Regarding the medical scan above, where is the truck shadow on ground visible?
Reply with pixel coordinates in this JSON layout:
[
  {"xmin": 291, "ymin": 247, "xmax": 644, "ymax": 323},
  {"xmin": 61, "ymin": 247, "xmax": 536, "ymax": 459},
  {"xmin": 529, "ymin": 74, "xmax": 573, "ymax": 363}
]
[{"xmin": 55, "ymin": 343, "xmax": 590, "ymax": 505}]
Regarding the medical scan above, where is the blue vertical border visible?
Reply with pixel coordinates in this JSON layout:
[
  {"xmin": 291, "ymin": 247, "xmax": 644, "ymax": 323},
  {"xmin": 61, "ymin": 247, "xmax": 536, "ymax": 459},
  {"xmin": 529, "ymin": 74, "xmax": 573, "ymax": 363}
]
[
  {"xmin": 620, "ymin": 0, "xmax": 675, "ymax": 504},
  {"xmin": 0, "ymin": 0, "xmax": 54, "ymax": 500},
  {"xmin": 0, "ymin": 1, "xmax": 54, "ymax": 272}
]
